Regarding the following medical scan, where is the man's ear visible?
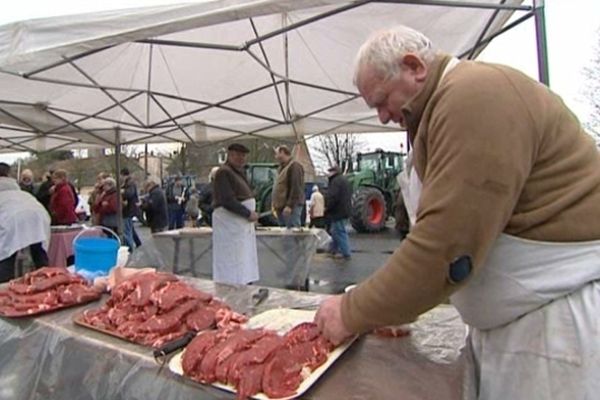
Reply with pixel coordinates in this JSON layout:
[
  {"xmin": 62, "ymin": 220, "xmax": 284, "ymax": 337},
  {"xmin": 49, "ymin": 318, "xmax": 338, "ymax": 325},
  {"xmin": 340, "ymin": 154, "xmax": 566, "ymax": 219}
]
[{"xmin": 400, "ymin": 53, "xmax": 428, "ymax": 82}]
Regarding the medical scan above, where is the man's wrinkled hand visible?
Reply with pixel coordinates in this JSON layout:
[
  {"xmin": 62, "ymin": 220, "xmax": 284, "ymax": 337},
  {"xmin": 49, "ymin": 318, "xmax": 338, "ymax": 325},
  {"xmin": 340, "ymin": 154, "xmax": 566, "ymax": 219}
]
[
  {"xmin": 314, "ymin": 295, "xmax": 353, "ymax": 346},
  {"xmin": 282, "ymin": 206, "xmax": 292, "ymax": 216}
]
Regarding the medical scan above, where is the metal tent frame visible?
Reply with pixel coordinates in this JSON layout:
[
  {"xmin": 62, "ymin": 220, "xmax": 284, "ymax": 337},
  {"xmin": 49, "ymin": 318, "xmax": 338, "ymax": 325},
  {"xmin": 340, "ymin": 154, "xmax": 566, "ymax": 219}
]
[{"xmin": 0, "ymin": 0, "xmax": 548, "ymax": 156}]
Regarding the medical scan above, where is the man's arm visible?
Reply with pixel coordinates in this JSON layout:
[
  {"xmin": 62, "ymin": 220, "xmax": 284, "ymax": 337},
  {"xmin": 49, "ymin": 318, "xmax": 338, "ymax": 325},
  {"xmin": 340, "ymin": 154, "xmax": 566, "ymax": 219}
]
[
  {"xmin": 286, "ymin": 162, "xmax": 304, "ymax": 208},
  {"xmin": 213, "ymin": 170, "xmax": 251, "ymax": 219},
  {"xmin": 341, "ymin": 70, "xmax": 536, "ymax": 333}
]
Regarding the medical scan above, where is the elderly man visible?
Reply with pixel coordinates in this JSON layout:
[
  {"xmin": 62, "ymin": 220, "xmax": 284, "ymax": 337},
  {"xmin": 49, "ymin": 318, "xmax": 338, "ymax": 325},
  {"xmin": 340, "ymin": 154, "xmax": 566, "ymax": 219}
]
[
  {"xmin": 212, "ymin": 143, "xmax": 259, "ymax": 285},
  {"xmin": 0, "ymin": 163, "xmax": 50, "ymax": 282},
  {"xmin": 315, "ymin": 26, "xmax": 600, "ymax": 399},
  {"xmin": 272, "ymin": 145, "xmax": 305, "ymax": 228}
]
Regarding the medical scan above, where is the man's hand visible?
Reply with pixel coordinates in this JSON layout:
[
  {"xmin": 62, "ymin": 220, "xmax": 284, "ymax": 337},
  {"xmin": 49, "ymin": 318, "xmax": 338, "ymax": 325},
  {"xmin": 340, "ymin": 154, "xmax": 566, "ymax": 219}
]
[
  {"xmin": 282, "ymin": 206, "xmax": 292, "ymax": 216},
  {"xmin": 314, "ymin": 295, "xmax": 353, "ymax": 346},
  {"xmin": 248, "ymin": 211, "xmax": 259, "ymax": 222}
]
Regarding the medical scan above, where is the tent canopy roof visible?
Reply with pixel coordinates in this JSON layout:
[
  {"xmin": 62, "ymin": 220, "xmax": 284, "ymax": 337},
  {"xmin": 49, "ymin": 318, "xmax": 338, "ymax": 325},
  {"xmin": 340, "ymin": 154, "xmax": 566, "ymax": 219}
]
[{"xmin": 0, "ymin": 0, "xmax": 530, "ymax": 153}]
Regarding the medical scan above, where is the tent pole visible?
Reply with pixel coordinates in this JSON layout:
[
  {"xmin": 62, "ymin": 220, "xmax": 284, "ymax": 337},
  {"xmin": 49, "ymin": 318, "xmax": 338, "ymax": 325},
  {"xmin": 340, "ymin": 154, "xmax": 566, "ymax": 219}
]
[
  {"xmin": 115, "ymin": 127, "xmax": 124, "ymax": 241},
  {"xmin": 533, "ymin": 0, "xmax": 550, "ymax": 86}
]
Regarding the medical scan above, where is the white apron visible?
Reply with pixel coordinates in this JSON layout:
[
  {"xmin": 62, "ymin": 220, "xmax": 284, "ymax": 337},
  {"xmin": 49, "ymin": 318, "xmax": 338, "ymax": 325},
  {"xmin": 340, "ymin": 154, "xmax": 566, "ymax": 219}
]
[
  {"xmin": 212, "ymin": 198, "xmax": 259, "ymax": 285},
  {"xmin": 400, "ymin": 58, "xmax": 600, "ymax": 400}
]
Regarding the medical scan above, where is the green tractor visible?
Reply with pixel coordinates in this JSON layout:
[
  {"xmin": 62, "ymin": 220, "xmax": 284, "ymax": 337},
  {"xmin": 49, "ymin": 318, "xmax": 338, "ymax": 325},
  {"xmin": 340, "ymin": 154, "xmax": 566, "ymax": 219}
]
[
  {"xmin": 246, "ymin": 163, "xmax": 279, "ymax": 226},
  {"xmin": 346, "ymin": 150, "xmax": 406, "ymax": 233}
]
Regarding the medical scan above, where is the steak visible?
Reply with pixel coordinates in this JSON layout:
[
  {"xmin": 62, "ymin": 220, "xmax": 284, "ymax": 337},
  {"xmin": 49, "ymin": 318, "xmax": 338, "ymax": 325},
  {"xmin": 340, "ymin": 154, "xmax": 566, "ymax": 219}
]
[
  {"xmin": 182, "ymin": 330, "xmax": 221, "ymax": 377},
  {"xmin": 0, "ymin": 268, "xmax": 100, "ymax": 317},
  {"xmin": 198, "ymin": 329, "xmax": 266, "ymax": 383},
  {"xmin": 81, "ymin": 273, "xmax": 238, "ymax": 348}
]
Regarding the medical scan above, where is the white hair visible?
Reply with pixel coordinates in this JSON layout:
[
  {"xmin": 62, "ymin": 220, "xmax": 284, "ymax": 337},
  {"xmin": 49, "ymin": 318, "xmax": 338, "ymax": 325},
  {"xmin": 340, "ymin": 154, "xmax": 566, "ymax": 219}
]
[
  {"xmin": 103, "ymin": 177, "xmax": 116, "ymax": 189},
  {"xmin": 353, "ymin": 26, "xmax": 436, "ymax": 84}
]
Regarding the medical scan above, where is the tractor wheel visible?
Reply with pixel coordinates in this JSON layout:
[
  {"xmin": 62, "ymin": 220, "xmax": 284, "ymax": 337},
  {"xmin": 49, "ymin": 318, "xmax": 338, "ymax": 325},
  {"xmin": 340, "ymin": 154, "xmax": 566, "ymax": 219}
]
[{"xmin": 350, "ymin": 187, "xmax": 387, "ymax": 232}]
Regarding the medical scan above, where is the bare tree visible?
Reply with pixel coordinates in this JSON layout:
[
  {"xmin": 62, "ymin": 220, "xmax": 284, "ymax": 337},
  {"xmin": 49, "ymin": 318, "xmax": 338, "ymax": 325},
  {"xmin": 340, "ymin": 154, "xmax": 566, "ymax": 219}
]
[
  {"xmin": 309, "ymin": 133, "xmax": 365, "ymax": 173},
  {"xmin": 583, "ymin": 29, "xmax": 600, "ymax": 144}
]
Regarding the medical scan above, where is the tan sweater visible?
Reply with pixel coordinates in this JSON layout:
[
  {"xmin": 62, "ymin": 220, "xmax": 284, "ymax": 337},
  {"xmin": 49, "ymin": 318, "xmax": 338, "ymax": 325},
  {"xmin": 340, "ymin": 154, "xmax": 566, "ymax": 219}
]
[{"xmin": 342, "ymin": 54, "xmax": 600, "ymax": 333}]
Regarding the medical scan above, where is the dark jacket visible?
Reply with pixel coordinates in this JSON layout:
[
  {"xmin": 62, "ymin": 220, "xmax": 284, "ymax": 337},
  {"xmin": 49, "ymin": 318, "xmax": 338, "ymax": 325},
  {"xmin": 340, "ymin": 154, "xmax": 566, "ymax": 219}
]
[
  {"xmin": 212, "ymin": 163, "xmax": 254, "ymax": 219},
  {"xmin": 121, "ymin": 177, "xmax": 139, "ymax": 218},
  {"xmin": 142, "ymin": 185, "xmax": 168, "ymax": 231},
  {"xmin": 36, "ymin": 178, "xmax": 53, "ymax": 211},
  {"xmin": 325, "ymin": 173, "xmax": 352, "ymax": 221},
  {"xmin": 50, "ymin": 181, "xmax": 78, "ymax": 225}
]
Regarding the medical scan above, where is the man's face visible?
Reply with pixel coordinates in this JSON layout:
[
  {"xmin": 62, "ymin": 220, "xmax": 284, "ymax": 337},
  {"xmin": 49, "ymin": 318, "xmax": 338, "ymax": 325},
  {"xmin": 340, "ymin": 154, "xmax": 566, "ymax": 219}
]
[
  {"xmin": 228, "ymin": 150, "xmax": 247, "ymax": 168},
  {"xmin": 274, "ymin": 150, "xmax": 288, "ymax": 164},
  {"xmin": 357, "ymin": 55, "xmax": 426, "ymax": 128}
]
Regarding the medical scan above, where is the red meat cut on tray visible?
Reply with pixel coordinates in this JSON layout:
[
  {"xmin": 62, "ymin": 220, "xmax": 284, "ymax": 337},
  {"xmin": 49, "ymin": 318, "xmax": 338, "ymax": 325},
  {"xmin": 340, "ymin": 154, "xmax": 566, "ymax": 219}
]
[
  {"xmin": 80, "ymin": 272, "xmax": 247, "ymax": 348},
  {"xmin": 0, "ymin": 267, "xmax": 101, "ymax": 317},
  {"xmin": 181, "ymin": 322, "xmax": 335, "ymax": 400}
]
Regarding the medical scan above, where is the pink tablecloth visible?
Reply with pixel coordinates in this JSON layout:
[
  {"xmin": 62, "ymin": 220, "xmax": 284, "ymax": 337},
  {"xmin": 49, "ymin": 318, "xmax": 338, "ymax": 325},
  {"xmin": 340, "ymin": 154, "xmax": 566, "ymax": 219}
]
[{"xmin": 47, "ymin": 228, "xmax": 84, "ymax": 268}]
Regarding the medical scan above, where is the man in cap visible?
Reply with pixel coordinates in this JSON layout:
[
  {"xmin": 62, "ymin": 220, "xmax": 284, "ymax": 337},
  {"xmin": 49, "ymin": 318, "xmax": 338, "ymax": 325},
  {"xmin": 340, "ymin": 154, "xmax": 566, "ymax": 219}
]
[
  {"xmin": 211, "ymin": 143, "xmax": 259, "ymax": 285},
  {"xmin": 315, "ymin": 25, "xmax": 600, "ymax": 399}
]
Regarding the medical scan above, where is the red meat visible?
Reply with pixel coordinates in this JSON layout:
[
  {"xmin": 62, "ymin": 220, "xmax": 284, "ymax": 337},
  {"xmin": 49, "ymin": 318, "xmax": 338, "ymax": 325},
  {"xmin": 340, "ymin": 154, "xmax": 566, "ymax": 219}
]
[
  {"xmin": 182, "ymin": 330, "xmax": 221, "ymax": 377},
  {"xmin": 137, "ymin": 299, "xmax": 199, "ymax": 334},
  {"xmin": 227, "ymin": 334, "xmax": 284, "ymax": 386},
  {"xmin": 198, "ymin": 329, "xmax": 267, "ymax": 383},
  {"xmin": 236, "ymin": 363, "xmax": 266, "ymax": 400},
  {"xmin": 56, "ymin": 283, "xmax": 101, "ymax": 305},
  {"xmin": 185, "ymin": 307, "xmax": 216, "ymax": 332},
  {"xmin": 150, "ymin": 281, "xmax": 212, "ymax": 311}
]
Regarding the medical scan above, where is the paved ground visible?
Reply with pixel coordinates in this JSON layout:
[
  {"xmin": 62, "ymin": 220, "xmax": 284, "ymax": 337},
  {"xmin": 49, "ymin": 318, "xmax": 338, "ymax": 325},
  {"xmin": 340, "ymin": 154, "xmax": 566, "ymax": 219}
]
[{"xmin": 135, "ymin": 222, "xmax": 403, "ymax": 295}]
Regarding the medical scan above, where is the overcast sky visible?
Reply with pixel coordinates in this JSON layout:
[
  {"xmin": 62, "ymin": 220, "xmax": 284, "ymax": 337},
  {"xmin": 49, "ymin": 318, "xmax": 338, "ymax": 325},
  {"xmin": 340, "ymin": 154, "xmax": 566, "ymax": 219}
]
[{"xmin": 0, "ymin": 0, "xmax": 598, "ymax": 162}]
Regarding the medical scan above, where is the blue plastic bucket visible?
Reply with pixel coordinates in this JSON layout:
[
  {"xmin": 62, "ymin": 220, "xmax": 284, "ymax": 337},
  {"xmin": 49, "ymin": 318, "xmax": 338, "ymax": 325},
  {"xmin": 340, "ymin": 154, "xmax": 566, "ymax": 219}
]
[{"xmin": 74, "ymin": 229, "xmax": 120, "ymax": 274}]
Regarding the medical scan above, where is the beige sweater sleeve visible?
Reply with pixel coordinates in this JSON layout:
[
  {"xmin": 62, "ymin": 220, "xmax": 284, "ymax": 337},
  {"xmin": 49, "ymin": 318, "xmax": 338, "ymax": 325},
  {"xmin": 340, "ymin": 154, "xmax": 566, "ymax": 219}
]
[{"xmin": 342, "ymin": 65, "xmax": 539, "ymax": 333}]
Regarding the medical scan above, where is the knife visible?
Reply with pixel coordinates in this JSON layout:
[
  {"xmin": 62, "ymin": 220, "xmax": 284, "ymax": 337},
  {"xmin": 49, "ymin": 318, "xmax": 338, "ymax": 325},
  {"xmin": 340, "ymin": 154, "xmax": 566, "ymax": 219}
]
[
  {"xmin": 153, "ymin": 330, "xmax": 198, "ymax": 365},
  {"xmin": 258, "ymin": 211, "xmax": 273, "ymax": 218},
  {"xmin": 251, "ymin": 288, "xmax": 269, "ymax": 308}
]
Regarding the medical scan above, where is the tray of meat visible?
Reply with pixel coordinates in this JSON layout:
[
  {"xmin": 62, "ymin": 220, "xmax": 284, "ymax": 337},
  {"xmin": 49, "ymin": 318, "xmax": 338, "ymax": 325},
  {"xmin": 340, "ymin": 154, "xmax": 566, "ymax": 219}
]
[
  {"xmin": 73, "ymin": 272, "xmax": 246, "ymax": 348},
  {"xmin": 0, "ymin": 267, "xmax": 102, "ymax": 318},
  {"xmin": 169, "ymin": 308, "xmax": 356, "ymax": 400}
]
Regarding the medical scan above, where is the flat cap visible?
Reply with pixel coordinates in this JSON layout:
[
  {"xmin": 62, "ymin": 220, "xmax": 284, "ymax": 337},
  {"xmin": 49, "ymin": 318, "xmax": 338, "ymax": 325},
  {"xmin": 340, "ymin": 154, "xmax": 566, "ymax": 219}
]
[{"xmin": 227, "ymin": 143, "xmax": 250, "ymax": 153}]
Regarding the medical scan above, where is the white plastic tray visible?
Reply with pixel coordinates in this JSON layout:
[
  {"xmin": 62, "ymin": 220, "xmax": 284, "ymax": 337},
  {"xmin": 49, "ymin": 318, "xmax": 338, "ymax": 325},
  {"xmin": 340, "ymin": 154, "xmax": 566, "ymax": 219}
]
[{"xmin": 169, "ymin": 308, "xmax": 355, "ymax": 399}]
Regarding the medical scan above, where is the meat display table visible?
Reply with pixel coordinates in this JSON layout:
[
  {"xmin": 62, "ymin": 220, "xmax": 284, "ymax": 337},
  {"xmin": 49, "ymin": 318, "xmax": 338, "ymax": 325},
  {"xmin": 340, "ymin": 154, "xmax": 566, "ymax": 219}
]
[
  {"xmin": 0, "ymin": 277, "xmax": 471, "ymax": 400},
  {"xmin": 149, "ymin": 227, "xmax": 329, "ymax": 290}
]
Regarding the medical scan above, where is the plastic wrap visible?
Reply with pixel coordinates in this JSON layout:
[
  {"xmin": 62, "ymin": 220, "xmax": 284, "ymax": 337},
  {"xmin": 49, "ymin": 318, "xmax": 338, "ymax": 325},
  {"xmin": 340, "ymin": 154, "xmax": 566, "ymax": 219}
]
[
  {"xmin": 0, "ymin": 277, "xmax": 471, "ymax": 400},
  {"xmin": 133, "ymin": 228, "xmax": 330, "ymax": 290}
]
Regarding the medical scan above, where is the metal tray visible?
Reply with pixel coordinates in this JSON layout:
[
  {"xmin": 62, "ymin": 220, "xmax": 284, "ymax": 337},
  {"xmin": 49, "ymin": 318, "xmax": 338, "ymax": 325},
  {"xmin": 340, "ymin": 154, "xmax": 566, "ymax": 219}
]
[{"xmin": 169, "ymin": 308, "xmax": 356, "ymax": 400}]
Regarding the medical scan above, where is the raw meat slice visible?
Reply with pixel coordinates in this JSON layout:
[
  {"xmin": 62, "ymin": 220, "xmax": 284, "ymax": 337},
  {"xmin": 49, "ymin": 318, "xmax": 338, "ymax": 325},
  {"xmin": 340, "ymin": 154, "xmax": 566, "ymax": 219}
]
[
  {"xmin": 262, "ymin": 346, "xmax": 304, "ymax": 399},
  {"xmin": 227, "ymin": 334, "xmax": 284, "ymax": 386},
  {"xmin": 137, "ymin": 299, "xmax": 199, "ymax": 334},
  {"xmin": 198, "ymin": 329, "xmax": 266, "ymax": 383},
  {"xmin": 150, "ymin": 281, "xmax": 212, "ymax": 311},
  {"xmin": 182, "ymin": 330, "xmax": 221, "ymax": 377},
  {"xmin": 284, "ymin": 322, "xmax": 321, "ymax": 345},
  {"xmin": 236, "ymin": 363, "xmax": 266, "ymax": 400},
  {"xmin": 56, "ymin": 283, "xmax": 100, "ymax": 305},
  {"xmin": 185, "ymin": 307, "xmax": 216, "ymax": 331},
  {"xmin": 129, "ymin": 272, "xmax": 178, "ymax": 306}
]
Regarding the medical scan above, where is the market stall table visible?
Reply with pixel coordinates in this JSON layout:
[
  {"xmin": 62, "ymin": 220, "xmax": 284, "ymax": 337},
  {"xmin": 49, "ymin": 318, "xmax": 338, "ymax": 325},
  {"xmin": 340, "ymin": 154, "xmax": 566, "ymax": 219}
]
[
  {"xmin": 0, "ymin": 277, "xmax": 471, "ymax": 400},
  {"xmin": 150, "ymin": 227, "xmax": 328, "ymax": 290},
  {"xmin": 47, "ymin": 225, "xmax": 84, "ymax": 267},
  {"xmin": 47, "ymin": 226, "xmax": 103, "ymax": 267}
]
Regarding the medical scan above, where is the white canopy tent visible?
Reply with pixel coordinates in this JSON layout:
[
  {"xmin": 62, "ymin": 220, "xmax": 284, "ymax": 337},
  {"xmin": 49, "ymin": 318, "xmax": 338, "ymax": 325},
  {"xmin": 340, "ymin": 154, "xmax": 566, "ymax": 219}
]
[{"xmin": 0, "ymin": 0, "xmax": 542, "ymax": 154}]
